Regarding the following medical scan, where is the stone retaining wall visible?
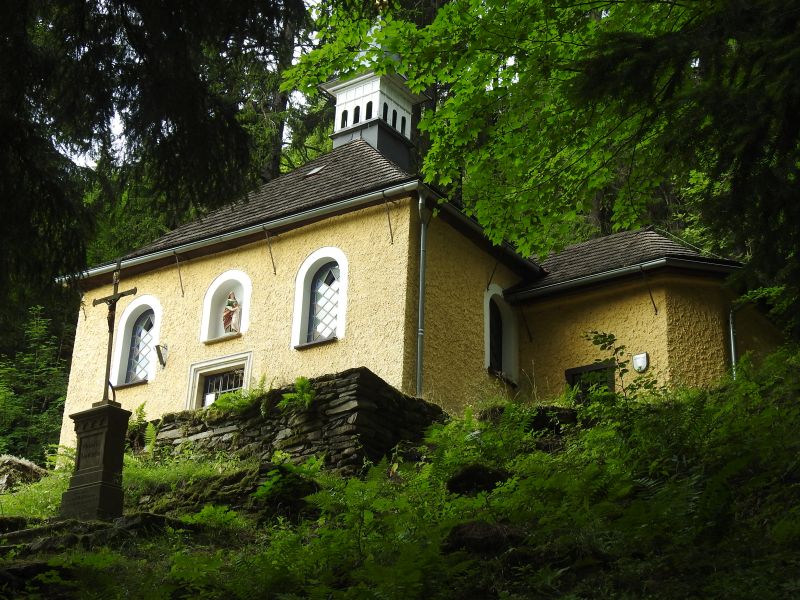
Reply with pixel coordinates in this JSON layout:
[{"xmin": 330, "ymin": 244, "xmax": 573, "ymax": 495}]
[{"xmin": 153, "ymin": 367, "xmax": 445, "ymax": 474}]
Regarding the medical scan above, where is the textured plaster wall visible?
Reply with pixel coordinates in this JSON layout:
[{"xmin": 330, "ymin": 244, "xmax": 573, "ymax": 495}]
[
  {"xmin": 420, "ymin": 217, "xmax": 521, "ymax": 414},
  {"xmin": 664, "ymin": 274, "xmax": 783, "ymax": 388},
  {"xmin": 520, "ymin": 272, "xmax": 783, "ymax": 401},
  {"xmin": 664, "ymin": 276, "xmax": 729, "ymax": 388},
  {"xmin": 519, "ymin": 280, "xmax": 670, "ymax": 400},
  {"xmin": 60, "ymin": 199, "xmax": 415, "ymax": 447}
]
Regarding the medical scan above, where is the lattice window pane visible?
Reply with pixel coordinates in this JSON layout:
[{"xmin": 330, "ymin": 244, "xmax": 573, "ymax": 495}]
[
  {"xmin": 125, "ymin": 310, "xmax": 155, "ymax": 383},
  {"xmin": 203, "ymin": 368, "xmax": 244, "ymax": 407},
  {"xmin": 307, "ymin": 261, "xmax": 340, "ymax": 342}
]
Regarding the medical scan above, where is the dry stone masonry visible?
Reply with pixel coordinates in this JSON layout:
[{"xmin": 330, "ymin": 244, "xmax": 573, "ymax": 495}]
[{"xmin": 153, "ymin": 367, "xmax": 444, "ymax": 474}]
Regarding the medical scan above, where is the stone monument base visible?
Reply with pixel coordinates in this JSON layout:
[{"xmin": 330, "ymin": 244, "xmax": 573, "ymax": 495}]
[
  {"xmin": 60, "ymin": 402, "xmax": 131, "ymax": 521},
  {"xmin": 60, "ymin": 481, "xmax": 125, "ymax": 521}
]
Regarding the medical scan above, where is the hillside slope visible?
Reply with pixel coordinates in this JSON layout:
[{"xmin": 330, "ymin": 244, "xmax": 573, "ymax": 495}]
[{"xmin": 1, "ymin": 347, "xmax": 799, "ymax": 598}]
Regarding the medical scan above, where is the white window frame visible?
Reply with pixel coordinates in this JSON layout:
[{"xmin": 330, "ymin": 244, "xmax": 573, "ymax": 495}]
[
  {"xmin": 200, "ymin": 270, "xmax": 252, "ymax": 342},
  {"xmin": 185, "ymin": 351, "xmax": 253, "ymax": 409},
  {"xmin": 483, "ymin": 284, "xmax": 519, "ymax": 383},
  {"xmin": 291, "ymin": 247, "xmax": 349, "ymax": 347},
  {"xmin": 111, "ymin": 295, "xmax": 163, "ymax": 386}
]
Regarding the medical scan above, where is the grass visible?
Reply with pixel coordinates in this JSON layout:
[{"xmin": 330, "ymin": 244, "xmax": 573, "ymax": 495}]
[{"xmin": 0, "ymin": 467, "xmax": 70, "ymax": 520}]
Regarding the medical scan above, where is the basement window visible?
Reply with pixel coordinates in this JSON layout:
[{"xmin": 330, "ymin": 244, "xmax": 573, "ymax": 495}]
[
  {"xmin": 202, "ymin": 368, "xmax": 244, "ymax": 407},
  {"xmin": 565, "ymin": 361, "xmax": 615, "ymax": 401},
  {"xmin": 186, "ymin": 351, "xmax": 252, "ymax": 409}
]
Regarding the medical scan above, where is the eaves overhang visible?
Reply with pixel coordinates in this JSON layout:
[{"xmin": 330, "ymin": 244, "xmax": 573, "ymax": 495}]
[
  {"xmin": 505, "ymin": 256, "xmax": 740, "ymax": 303},
  {"xmin": 69, "ymin": 178, "xmax": 423, "ymax": 288},
  {"xmin": 67, "ymin": 179, "xmax": 542, "ymax": 289}
]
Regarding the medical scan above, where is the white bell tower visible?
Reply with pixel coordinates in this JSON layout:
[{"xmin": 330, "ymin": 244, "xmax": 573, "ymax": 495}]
[{"xmin": 320, "ymin": 71, "xmax": 426, "ymax": 170}]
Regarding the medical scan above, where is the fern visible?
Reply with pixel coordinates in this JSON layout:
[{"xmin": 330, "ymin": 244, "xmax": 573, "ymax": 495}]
[{"xmin": 278, "ymin": 376, "xmax": 315, "ymax": 411}]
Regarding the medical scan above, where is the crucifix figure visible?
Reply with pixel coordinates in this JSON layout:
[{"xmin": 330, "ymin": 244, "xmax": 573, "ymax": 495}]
[{"xmin": 92, "ymin": 259, "xmax": 137, "ymax": 407}]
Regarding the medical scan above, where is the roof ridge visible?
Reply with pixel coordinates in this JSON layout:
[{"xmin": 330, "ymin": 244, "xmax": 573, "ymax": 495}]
[{"xmin": 652, "ymin": 226, "xmax": 727, "ymax": 260}]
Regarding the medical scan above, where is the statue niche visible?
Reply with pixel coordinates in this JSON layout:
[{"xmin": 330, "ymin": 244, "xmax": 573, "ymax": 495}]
[{"xmin": 223, "ymin": 291, "xmax": 241, "ymax": 334}]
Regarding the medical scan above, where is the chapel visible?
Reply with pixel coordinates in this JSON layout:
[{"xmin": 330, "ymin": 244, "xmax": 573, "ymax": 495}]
[{"xmin": 59, "ymin": 70, "xmax": 780, "ymax": 447}]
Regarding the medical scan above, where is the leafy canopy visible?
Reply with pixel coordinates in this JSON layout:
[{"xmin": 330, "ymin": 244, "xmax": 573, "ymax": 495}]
[{"xmin": 288, "ymin": 0, "xmax": 800, "ymax": 334}]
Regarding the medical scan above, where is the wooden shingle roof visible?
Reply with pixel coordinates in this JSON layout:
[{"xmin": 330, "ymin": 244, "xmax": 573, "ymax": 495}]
[
  {"xmin": 126, "ymin": 139, "xmax": 416, "ymax": 260},
  {"xmin": 507, "ymin": 228, "xmax": 740, "ymax": 300}
]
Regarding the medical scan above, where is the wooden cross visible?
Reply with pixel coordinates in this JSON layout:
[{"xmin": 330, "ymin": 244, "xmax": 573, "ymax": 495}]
[{"xmin": 92, "ymin": 260, "xmax": 137, "ymax": 406}]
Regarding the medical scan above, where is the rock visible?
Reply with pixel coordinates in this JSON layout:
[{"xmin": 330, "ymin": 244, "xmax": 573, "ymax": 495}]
[
  {"xmin": 0, "ymin": 516, "xmax": 29, "ymax": 534},
  {"xmin": 442, "ymin": 520, "xmax": 524, "ymax": 556},
  {"xmin": 529, "ymin": 406, "xmax": 577, "ymax": 434},
  {"xmin": 0, "ymin": 454, "xmax": 47, "ymax": 493},
  {"xmin": 150, "ymin": 367, "xmax": 447, "ymax": 474},
  {"xmin": 28, "ymin": 533, "xmax": 80, "ymax": 554},
  {"xmin": 0, "ymin": 562, "xmax": 73, "ymax": 598},
  {"xmin": 477, "ymin": 405, "xmax": 506, "ymax": 424},
  {"xmin": 446, "ymin": 463, "xmax": 511, "ymax": 496},
  {"xmin": 113, "ymin": 512, "xmax": 187, "ymax": 533}
]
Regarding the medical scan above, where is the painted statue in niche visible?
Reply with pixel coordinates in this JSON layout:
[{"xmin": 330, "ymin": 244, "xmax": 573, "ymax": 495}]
[{"xmin": 223, "ymin": 291, "xmax": 241, "ymax": 333}]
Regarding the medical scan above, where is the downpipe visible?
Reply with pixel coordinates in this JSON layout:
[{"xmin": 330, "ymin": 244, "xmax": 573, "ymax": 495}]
[
  {"xmin": 416, "ymin": 191, "xmax": 433, "ymax": 397},
  {"xmin": 729, "ymin": 304, "xmax": 742, "ymax": 380}
]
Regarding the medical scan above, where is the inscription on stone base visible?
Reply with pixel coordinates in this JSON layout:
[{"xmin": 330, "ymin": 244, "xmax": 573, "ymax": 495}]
[
  {"xmin": 60, "ymin": 482, "xmax": 124, "ymax": 521},
  {"xmin": 60, "ymin": 403, "xmax": 131, "ymax": 521}
]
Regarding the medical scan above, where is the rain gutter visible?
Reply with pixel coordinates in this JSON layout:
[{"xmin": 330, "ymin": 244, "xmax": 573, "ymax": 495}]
[{"xmin": 68, "ymin": 179, "xmax": 424, "ymax": 282}]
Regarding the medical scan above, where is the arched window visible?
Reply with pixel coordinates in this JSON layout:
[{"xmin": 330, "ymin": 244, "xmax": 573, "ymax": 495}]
[
  {"xmin": 401, "ymin": 116, "xmax": 407, "ymax": 135},
  {"xmin": 341, "ymin": 110, "xmax": 348, "ymax": 128},
  {"xmin": 391, "ymin": 109, "xmax": 398, "ymax": 129},
  {"xmin": 484, "ymin": 285, "xmax": 518, "ymax": 382},
  {"xmin": 125, "ymin": 309, "xmax": 155, "ymax": 383},
  {"xmin": 307, "ymin": 262, "xmax": 340, "ymax": 342},
  {"xmin": 353, "ymin": 105, "xmax": 360, "ymax": 124},
  {"xmin": 291, "ymin": 247, "xmax": 349, "ymax": 347},
  {"xmin": 111, "ymin": 295, "xmax": 162, "ymax": 386},
  {"xmin": 200, "ymin": 270, "xmax": 252, "ymax": 342},
  {"xmin": 365, "ymin": 101, "xmax": 373, "ymax": 119},
  {"xmin": 382, "ymin": 103, "xmax": 389, "ymax": 121}
]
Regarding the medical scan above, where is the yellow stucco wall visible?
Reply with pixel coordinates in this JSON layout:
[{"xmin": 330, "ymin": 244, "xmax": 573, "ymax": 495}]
[
  {"xmin": 518, "ymin": 272, "xmax": 783, "ymax": 401},
  {"xmin": 664, "ymin": 275, "xmax": 730, "ymax": 387},
  {"xmin": 519, "ymin": 278, "xmax": 670, "ymax": 400},
  {"xmin": 421, "ymin": 217, "xmax": 521, "ymax": 414},
  {"xmin": 60, "ymin": 199, "xmax": 417, "ymax": 447},
  {"xmin": 664, "ymin": 274, "xmax": 784, "ymax": 387}
]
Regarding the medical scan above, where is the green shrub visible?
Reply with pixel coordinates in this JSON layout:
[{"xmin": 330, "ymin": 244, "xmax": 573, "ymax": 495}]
[
  {"xmin": 205, "ymin": 375, "xmax": 270, "ymax": 416},
  {"xmin": 179, "ymin": 504, "xmax": 246, "ymax": 530},
  {"xmin": 0, "ymin": 307, "xmax": 68, "ymax": 464},
  {"xmin": 277, "ymin": 376, "xmax": 315, "ymax": 411}
]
